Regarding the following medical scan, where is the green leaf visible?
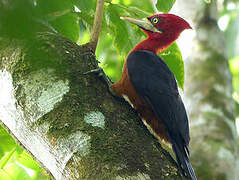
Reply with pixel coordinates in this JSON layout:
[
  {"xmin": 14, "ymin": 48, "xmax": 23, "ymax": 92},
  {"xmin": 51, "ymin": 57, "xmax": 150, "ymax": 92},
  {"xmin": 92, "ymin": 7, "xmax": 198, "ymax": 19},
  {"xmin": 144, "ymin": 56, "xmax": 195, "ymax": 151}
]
[
  {"xmin": 72, "ymin": 0, "xmax": 97, "ymax": 12},
  {"xmin": 0, "ymin": 0, "xmax": 40, "ymax": 39},
  {"xmin": 156, "ymin": 0, "xmax": 176, "ymax": 13},
  {"xmin": 77, "ymin": 12, "xmax": 94, "ymax": 27},
  {"xmin": 36, "ymin": 0, "xmax": 74, "ymax": 14},
  {"xmin": 16, "ymin": 151, "xmax": 42, "ymax": 171},
  {"xmin": 0, "ymin": 161, "xmax": 31, "ymax": 180},
  {"xmin": 49, "ymin": 13, "xmax": 80, "ymax": 42},
  {"xmin": 45, "ymin": 9, "xmax": 72, "ymax": 22},
  {"xmin": 229, "ymin": 56, "xmax": 239, "ymax": 93},
  {"xmin": 0, "ymin": 147, "xmax": 16, "ymax": 169},
  {"xmin": 0, "ymin": 169, "xmax": 13, "ymax": 180},
  {"xmin": 159, "ymin": 43, "xmax": 184, "ymax": 89},
  {"xmin": 236, "ymin": 101, "xmax": 239, "ymax": 117},
  {"xmin": 105, "ymin": 4, "xmax": 134, "ymax": 55},
  {"xmin": 35, "ymin": 0, "xmax": 79, "ymax": 41},
  {"xmin": 76, "ymin": 10, "xmax": 108, "ymax": 32},
  {"xmin": 108, "ymin": 3, "xmax": 151, "ymax": 18},
  {"xmin": 120, "ymin": 0, "xmax": 155, "ymax": 15},
  {"xmin": 0, "ymin": 127, "xmax": 16, "ymax": 159},
  {"xmin": 97, "ymin": 2, "xmax": 154, "ymax": 81}
]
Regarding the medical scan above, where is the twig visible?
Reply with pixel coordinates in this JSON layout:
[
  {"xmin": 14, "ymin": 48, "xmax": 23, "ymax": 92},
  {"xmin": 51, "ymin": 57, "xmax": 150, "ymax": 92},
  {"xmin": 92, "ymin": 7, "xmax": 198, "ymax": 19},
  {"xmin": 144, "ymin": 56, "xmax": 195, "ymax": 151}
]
[{"xmin": 88, "ymin": 0, "xmax": 105, "ymax": 53}]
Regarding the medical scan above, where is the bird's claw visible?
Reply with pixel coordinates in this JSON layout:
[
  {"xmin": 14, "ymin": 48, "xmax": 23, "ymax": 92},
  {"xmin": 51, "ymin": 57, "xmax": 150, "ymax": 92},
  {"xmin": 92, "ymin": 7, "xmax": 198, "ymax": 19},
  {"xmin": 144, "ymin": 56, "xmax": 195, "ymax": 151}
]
[
  {"xmin": 83, "ymin": 67, "xmax": 113, "ymax": 87},
  {"xmin": 80, "ymin": 51, "xmax": 94, "ymax": 57},
  {"xmin": 83, "ymin": 68, "xmax": 104, "ymax": 75},
  {"xmin": 83, "ymin": 67, "xmax": 123, "ymax": 98}
]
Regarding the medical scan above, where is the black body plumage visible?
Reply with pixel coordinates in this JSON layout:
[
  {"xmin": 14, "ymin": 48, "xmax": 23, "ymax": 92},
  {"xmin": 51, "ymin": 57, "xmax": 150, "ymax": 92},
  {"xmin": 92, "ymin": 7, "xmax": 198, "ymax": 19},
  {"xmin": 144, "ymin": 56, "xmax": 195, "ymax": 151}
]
[{"xmin": 127, "ymin": 50, "xmax": 197, "ymax": 180}]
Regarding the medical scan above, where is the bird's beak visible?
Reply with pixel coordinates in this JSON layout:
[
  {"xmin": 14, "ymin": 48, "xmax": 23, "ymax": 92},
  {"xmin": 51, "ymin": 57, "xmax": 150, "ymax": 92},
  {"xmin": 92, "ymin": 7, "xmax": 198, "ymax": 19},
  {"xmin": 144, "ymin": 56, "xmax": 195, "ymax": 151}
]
[{"xmin": 120, "ymin": 17, "xmax": 162, "ymax": 33}]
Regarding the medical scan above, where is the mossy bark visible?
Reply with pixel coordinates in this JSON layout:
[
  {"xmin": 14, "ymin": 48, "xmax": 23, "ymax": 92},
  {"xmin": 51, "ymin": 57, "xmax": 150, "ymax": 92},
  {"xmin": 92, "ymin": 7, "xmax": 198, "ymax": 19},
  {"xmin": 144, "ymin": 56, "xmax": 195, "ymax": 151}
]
[
  {"xmin": 172, "ymin": 1, "xmax": 239, "ymax": 179},
  {"xmin": 0, "ymin": 32, "xmax": 185, "ymax": 180}
]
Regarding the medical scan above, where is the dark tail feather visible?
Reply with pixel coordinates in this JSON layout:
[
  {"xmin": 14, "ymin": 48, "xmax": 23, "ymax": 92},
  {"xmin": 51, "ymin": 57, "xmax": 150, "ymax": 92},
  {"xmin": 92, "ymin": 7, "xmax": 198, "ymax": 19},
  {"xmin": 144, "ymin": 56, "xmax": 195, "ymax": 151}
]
[{"xmin": 172, "ymin": 142, "xmax": 197, "ymax": 180}]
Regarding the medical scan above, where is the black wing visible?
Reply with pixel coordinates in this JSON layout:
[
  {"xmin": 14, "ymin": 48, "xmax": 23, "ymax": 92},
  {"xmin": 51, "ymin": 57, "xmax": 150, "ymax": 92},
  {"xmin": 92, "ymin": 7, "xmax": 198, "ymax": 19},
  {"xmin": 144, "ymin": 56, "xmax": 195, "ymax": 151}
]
[{"xmin": 127, "ymin": 50, "xmax": 196, "ymax": 180}]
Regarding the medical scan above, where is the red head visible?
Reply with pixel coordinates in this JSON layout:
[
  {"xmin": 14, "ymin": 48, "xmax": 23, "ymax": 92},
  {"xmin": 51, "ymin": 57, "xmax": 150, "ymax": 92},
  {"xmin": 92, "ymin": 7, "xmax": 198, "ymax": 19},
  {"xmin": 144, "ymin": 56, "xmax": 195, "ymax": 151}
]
[{"xmin": 121, "ymin": 14, "xmax": 192, "ymax": 53}]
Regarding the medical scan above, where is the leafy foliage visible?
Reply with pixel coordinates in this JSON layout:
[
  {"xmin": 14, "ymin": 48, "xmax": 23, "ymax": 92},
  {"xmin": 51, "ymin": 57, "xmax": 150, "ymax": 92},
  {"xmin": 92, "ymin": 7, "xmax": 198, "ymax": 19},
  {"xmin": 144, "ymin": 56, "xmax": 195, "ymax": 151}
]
[
  {"xmin": 229, "ymin": 57, "xmax": 239, "ymax": 92},
  {"xmin": 156, "ymin": 0, "xmax": 176, "ymax": 13},
  {"xmin": 72, "ymin": 0, "xmax": 96, "ymax": 12},
  {"xmin": 236, "ymin": 102, "xmax": 239, "ymax": 118},
  {"xmin": 229, "ymin": 56, "xmax": 239, "ymax": 118},
  {"xmin": 159, "ymin": 43, "xmax": 184, "ymax": 89},
  {"xmin": 0, "ymin": 0, "xmax": 39, "ymax": 39},
  {"xmin": 50, "ymin": 13, "xmax": 80, "ymax": 42},
  {"xmin": 0, "ymin": 126, "xmax": 49, "ymax": 179}
]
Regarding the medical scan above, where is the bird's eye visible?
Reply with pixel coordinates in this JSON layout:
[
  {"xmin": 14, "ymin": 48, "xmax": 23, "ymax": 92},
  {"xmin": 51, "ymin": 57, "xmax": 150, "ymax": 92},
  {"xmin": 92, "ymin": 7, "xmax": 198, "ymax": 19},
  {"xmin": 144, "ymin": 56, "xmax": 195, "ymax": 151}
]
[{"xmin": 152, "ymin": 17, "xmax": 159, "ymax": 24}]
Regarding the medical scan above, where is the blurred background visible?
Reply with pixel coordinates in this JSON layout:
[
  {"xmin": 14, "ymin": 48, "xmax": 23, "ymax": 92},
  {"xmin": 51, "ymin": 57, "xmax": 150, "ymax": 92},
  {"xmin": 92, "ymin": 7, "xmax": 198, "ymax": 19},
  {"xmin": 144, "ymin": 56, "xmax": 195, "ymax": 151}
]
[{"xmin": 0, "ymin": 0, "xmax": 238, "ymax": 179}]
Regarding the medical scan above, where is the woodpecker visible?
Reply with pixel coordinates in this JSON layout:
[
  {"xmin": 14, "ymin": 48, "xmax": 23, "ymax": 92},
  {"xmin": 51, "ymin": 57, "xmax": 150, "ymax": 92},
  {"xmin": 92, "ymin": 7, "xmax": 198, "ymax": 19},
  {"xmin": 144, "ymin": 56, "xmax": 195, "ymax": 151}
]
[{"xmin": 110, "ymin": 14, "xmax": 197, "ymax": 180}]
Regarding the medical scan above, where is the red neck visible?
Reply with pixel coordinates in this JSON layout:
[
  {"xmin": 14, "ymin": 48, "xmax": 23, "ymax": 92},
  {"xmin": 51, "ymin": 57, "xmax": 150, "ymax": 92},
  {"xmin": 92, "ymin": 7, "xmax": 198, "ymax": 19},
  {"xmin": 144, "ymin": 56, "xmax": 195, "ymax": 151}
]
[{"xmin": 132, "ymin": 35, "xmax": 175, "ymax": 54}]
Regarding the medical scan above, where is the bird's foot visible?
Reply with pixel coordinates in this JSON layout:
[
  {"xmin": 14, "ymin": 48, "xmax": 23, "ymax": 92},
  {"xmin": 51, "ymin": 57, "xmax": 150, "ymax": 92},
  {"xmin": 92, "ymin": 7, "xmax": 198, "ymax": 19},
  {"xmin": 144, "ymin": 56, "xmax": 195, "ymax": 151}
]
[
  {"xmin": 83, "ymin": 56, "xmax": 124, "ymax": 100},
  {"xmin": 83, "ymin": 67, "xmax": 120, "ymax": 97},
  {"xmin": 84, "ymin": 67, "xmax": 112, "ymax": 87},
  {"xmin": 80, "ymin": 51, "xmax": 95, "ymax": 57}
]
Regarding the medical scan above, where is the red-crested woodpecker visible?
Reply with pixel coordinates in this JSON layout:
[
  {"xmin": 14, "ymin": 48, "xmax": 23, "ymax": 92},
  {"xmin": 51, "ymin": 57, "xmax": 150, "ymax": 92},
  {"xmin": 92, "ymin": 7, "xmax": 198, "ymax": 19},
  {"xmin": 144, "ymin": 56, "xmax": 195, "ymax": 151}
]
[{"xmin": 111, "ymin": 14, "xmax": 197, "ymax": 180}]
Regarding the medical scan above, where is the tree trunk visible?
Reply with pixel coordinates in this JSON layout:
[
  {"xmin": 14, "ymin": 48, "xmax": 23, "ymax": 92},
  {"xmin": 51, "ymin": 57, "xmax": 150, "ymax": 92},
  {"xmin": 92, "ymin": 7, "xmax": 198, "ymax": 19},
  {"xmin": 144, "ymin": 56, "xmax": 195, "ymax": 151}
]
[
  {"xmin": 172, "ymin": 1, "xmax": 239, "ymax": 179},
  {"xmin": 0, "ymin": 32, "xmax": 185, "ymax": 180}
]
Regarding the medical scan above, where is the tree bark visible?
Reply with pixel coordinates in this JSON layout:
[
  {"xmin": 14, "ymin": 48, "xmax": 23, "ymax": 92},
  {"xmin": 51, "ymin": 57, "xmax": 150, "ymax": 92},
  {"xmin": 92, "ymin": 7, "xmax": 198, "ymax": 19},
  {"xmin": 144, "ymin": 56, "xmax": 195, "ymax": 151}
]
[
  {"xmin": 0, "ymin": 32, "xmax": 185, "ymax": 180},
  {"xmin": 172, "ymin": 1, "xmax": 239, "ymax": 179}
]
